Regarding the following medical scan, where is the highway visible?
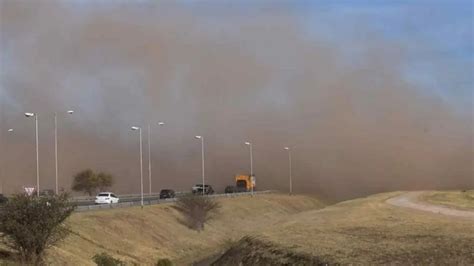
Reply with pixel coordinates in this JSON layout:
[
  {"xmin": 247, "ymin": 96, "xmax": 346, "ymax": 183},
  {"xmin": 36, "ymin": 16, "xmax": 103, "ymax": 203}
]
[{"xmin": 73, "ymin": 191, "xmax": 273, "ymax": 212}]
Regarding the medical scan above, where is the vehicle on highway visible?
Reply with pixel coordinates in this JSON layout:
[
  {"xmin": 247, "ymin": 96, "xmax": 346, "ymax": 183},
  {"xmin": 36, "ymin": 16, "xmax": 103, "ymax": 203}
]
[
  {"xmin": 94, "ymin": 192, "xmax": 119, "ymax": 204},
  {"xmin": 225, "ymin": 186, "xmax": 236, "ymax": 194},
  {"xmin": 39, "ymin": 189, "xmax": 55, "ymax": 197},
  {"xmin": 225, "ymin": 174, "xmax": 257, "ymax": 193},
  {"xmin": 159, "ymin": 189, "xmax": 176, "ymax": 199},
  {"xmin": 0, "ymin": 194, "xmax": 8, "ymax": 204},
  {"xmin": 192, "ymin": 184, "xmax": 214, "ymax": 195}
]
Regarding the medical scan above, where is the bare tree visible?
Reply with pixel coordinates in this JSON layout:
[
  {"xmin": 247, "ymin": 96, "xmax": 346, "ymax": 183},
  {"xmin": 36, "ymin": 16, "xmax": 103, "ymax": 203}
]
[{"xmin": 173, "ymin": 195, "xmax": 220, "ymax": 231}]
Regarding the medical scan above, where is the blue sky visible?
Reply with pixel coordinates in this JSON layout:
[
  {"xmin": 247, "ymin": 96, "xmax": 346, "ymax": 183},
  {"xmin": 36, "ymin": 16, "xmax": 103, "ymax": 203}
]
[
  {"xmin": 176, "ymin": 0, "xmax": 473, "ymax": 111},
  {"xmin": 299, "ymin": 0, "xmax": 472, "ymax": 111}
]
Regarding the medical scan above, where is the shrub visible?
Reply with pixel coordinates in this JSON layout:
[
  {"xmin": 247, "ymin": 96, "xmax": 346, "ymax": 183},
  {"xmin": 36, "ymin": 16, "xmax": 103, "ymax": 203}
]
[
  {"xmin": 155, "ymin": 258, "xmax": 173, "ymax": 266},
  {"xmin": 92, "ymin": 252, "xmax": 124, "ymax": 266},
  {"xmin": 173, "ymin": 195, "xmax": 220, "ymax": 231},
  {"xmin": 0, "ymin": 192, "xmax": 75, "ymax": 264}
]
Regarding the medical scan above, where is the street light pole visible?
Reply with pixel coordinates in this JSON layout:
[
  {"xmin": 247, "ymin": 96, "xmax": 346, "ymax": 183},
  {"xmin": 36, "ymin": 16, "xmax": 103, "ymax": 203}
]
[
  {"xmin": 2, "ymin": 129, "xmax": 14, "ymax": 194},
  {"xmin": 35, "ymin": 114, "xmax": 39, "ymax": 197},
  {"xmin": 148, "ymin": 122, "xmax": 165, "ymax": 195},
  {"xmin": 54, "ymin": 110, "xmax": 74, "ymax": 195},
  {"xmin": 25, "ymin": 113, "xmax": 40, "ymax": 196},
  {"xmin": 284, "ymin": 147, "xmax": 292, "ymax": 195},
  {"xmin": 245, "ymin": 141, "xmax": 254, "ymax": 195},
  {"xmin": 54, "ymin": 113, "xmax": 58, "ymax": 194},
  {"xmin": 195, "ymin": 136, "xmax": 205, "ymax": 195},
  {"xmin": 132, "ymin": 126, "xmax": 144, "ymax": 207},
  {"xmin": 148, "ymin": 124, "xmax": 151, "ymax": 195}
]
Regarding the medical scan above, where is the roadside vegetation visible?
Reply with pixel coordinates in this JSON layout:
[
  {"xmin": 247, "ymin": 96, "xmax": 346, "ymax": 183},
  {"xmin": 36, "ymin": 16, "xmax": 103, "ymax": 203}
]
[
  {"xmin": 173, "ymin": 195, "xmax": 221, "ymax": 231},
  {"xmin": 71, "ymin": 169, "xmax": 114, "ymax": 196},
  {"xmin": 0, "ymin": 193, "xmax": 75, "ymax": 265},
  {"xmin": 93, "ymin": 252, "xmax": 125, "ymax": 266}
]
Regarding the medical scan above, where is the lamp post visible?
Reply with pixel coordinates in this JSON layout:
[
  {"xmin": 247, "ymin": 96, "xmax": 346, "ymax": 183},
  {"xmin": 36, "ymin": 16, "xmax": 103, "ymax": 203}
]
[
  {"xmin": 195, "ymin": 136, "xmax": 205, "ymax": 195},
  {"xmin": 54, "ymin": 110, "xmax": 74, "ymax": 194},
  {"xmin": 2, "ymin": 129, "xmax": 14, "ymax": 194},
  {"xmin": 147, "ymin": 122, "xmax": 165, "ymax": 195},
  {"xmin": 131, "ymin": 126, "xmax": 144, "ymax": 207},
  {"xmin": 244, "ymin": 141, "xmax": 254, "ymax": 196},
  {"xmin": 284, "ymin": 147, "xmax": 292, "ymax": 195},
  {"xmin": 25, "ymin": 112, "xmax": 40, "ymax": 196}
]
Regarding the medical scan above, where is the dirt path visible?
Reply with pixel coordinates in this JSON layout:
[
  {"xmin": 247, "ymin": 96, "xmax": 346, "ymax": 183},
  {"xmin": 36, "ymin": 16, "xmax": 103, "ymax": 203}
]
[{"xmin": 387, "ymin": 192, "xmax": 474, "ymax": 219}]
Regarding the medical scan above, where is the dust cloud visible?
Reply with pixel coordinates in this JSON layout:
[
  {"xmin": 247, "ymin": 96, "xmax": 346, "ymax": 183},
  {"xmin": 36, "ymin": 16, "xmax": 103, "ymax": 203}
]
[{"xmin": 0, "ymin": 1, "xmax": 472, "ymax": 200}]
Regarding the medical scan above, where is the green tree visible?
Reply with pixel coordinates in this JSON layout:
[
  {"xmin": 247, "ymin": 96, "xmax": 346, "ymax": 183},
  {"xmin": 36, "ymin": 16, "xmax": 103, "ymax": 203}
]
[
  {"xmin": 97, "ymin": 172, "xmax": 113, "ymax": 192},
  {"xmin": 72, "ymin": 169, "xmax": 114, "ymax": 196},
  {"xmin": 0, "ymin": 193, "xmax": 75, "ymax": 264}
]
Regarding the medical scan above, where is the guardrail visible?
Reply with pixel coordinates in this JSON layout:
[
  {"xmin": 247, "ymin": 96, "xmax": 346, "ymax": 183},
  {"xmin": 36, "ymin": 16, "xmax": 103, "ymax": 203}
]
[
  {"xmin": 71, "ymin": 191, "xmax": 188, "ymax": 202},
  {"xmin": 71, "ymin": 191, "xmax": 189, "ymax": 206},
  {"xmin": 75, "ymin": 190, "xmax": 273, "ymax": 212}
]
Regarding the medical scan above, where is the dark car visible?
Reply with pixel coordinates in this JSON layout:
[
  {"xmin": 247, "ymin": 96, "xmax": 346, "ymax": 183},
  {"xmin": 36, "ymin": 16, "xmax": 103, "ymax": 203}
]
[
  {"xmin": 192, "ymin": 184, "xmax": 214, "ymax": 195},
  {"xmin": 159, "ymin": 189, "xmax": 176, "ymax": 199},
  {"xmin": 225, "ymin": 186, "xmax": 236, "ymax": 194},
  {"xmin": 0, "ymin": 194, "xmax": 8, "ymax": 204}
]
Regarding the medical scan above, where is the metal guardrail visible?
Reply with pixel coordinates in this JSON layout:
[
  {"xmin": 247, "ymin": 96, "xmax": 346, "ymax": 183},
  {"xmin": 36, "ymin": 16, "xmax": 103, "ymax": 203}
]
[
  {"xmin": 75, "ymin": 190, "xmax": 273, "ymax": 212},
  {"xmin": 71, "ymin": 191, "xmax": 188, "ymax": 202}
]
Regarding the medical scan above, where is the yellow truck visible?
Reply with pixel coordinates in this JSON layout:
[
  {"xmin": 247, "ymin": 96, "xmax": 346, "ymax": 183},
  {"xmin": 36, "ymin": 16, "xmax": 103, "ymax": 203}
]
[{"xmin": 225, "ymin": 174, "xmax": 256, "ymax": 193}]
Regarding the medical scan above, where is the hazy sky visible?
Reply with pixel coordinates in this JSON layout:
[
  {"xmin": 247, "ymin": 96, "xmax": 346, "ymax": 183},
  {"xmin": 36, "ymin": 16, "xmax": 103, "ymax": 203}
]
[{"xmin": 0, "ymin": 0, "xmax": 472, "ymax": 199}]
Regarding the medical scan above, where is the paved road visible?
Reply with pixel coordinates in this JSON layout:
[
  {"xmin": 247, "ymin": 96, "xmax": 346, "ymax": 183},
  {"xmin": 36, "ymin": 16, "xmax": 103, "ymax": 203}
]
[
  {"xmin": 387, "ymin": 192, "xmax": 474, "ymax": 219},
  {"xmin": 75, "ymin": 191, "xmax": 273, "ymax": 212}
]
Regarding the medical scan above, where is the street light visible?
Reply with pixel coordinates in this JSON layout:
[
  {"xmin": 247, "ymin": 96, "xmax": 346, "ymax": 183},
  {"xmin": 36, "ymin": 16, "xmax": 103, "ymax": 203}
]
[
  {"xmin": 131, "ymin": 126, "xmax": 144, "ymax": 207},
  {"xmin": 195, "ymin": 135, "xmax": 205, "ymax": 195},
  {"xmin": 54, "ymin": 110, "xmax": 74, "ymax": 194},
  {"xmin": 244, "ymin": 141, "xmax": 254, "ymax": 196},
  {"xmin": 25, "ymin": 112, "xmax": 40, "ymax": 196},
  {"xmin": 284, "ymin": 147, "xmax": 292, "ymax": 195},
  {"xmin": 7, "ymin": 129, "xmax": 13, "ymax": 132},
  {"xmin": 147, "ymin": 121, "xmax": 165, "ymax": 195}
]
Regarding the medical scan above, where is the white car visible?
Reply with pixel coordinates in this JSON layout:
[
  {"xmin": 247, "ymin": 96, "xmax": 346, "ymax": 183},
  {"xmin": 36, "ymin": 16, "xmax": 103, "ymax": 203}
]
[{"xmin": 95, "ymin": 192, "xmax": 119, "ymax": 204}]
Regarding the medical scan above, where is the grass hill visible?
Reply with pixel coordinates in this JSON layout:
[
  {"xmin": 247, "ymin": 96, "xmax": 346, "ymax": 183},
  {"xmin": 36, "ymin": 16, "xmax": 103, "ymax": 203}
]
[
  {"xmin": 220, "ymin": 191, "xmax": 474, "ymax": 265},
  {"xmin": 46, "ymin": 194, "xmax": 325, "ymax": 265}
]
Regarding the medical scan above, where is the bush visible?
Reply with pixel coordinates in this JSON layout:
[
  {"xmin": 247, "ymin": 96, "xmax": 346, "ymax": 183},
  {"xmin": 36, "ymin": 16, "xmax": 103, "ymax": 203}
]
[
  {"xmin": 173, "ymin": 195, "xmax": 220, "ymax": 231},
  {"xmin": 0, "ymin": 192, "xmax": 75, "ymax": 264},
  {"xmin": 155, "ymin": 258, "xmax": 173, "ymax": 266},
  {"xmin": 92, "ymin": 252, "xmax": 124, "ymax": 266}
]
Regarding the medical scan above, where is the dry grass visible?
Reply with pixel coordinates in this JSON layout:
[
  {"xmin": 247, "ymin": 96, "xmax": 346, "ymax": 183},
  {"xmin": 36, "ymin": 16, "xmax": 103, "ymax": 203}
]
[
  {"xmin": 420, "ymin": 190, "xmax": 474, "ymax": 210},
  {"xmin": 42, "ymin": 194, "xmax": 324, "ymax": 265},
  {"xmin": 256, "ymin": 192, "xmax": 474, "ymax": 264}
]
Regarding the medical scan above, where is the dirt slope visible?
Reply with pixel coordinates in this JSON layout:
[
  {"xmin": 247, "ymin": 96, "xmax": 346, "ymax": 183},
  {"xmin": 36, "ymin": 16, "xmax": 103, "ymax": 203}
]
[
  {"xmin": 45, "ymin": 194, "xmax": 324, "ymax": 265},
  {"xmin": 217, "ymin": 192, "xmax": 474, "ymax": 265}
]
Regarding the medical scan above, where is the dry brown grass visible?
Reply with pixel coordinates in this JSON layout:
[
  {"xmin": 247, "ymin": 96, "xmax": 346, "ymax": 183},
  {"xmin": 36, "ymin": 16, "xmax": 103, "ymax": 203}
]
[
  {"xmin": 420, "ymin": 190, "xmax": 474, "ymax": 210},
  {"xmin": 42, "ymin": 194, "xmax": 324, "ymax": 265},
  {"xmin": 256, "ymin": 192, "xmax": 474, "ymax": 264}
]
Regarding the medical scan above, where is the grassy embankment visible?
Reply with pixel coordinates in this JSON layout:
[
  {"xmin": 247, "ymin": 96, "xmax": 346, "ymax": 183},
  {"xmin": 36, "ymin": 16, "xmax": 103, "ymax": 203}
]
[
  {"xmin": 228, "ymin": 192, "xmax": 474, "ymax": 265},
  {"xmin": 46, "ymin": 194, "xmax": 325, "ymax": 265}
]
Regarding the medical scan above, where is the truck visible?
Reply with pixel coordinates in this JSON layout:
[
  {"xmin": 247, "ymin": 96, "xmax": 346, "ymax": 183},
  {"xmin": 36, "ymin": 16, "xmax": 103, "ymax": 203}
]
[{"xmin": 225, "ymin": 174, "xmax": 256, "ymax": 193}]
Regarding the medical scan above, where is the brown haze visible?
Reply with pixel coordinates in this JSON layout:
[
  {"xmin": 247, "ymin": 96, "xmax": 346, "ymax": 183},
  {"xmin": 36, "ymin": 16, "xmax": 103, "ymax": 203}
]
[{"xmin": 0, "ymin": 1, "xmax": 472, "ymax": 200}]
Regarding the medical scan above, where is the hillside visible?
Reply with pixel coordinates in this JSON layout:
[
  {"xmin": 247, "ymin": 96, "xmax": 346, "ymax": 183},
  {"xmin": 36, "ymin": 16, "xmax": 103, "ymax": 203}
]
[
  {"xmin": 45, "ymin": 194, "xmax": 325, "ymax": 265},
  {"xmin": 216, "ymin": 191, "xmax": 474, "ymax": 265},
  {"xmin": 420, "ymin": 190, "xmax": 474, "ymax": 210}
]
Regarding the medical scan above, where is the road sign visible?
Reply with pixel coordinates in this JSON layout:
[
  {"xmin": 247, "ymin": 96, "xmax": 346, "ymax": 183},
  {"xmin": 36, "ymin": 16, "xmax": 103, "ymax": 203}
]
[{"xmin": 24, "ymin": 187, "xmax": 35, "ymax": 196}]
